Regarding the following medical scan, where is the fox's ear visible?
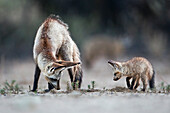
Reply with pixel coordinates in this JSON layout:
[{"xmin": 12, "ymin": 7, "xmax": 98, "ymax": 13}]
[
  {"xmin": 46, "ymin": 63, "xmax": 65, "ymax": 74},
  {"xmin": 56, "ymin": 60, "xmax": 80, "ymax": 68},
  {"xmin": 108, "ymin": 60, "xmax": 121, "ymax": 69},
  {"xmin": 50, "ymin": 63, "xmax": 65, "ymax": 71}
]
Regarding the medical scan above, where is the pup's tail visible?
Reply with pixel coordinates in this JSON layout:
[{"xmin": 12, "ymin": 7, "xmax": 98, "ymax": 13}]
[{"xmin": 149, "ymin": 70, "xmax": 155, "ymax": 89}]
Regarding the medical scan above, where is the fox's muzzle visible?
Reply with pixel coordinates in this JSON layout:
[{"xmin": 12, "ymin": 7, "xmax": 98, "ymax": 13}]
[{"xmin": 113, "ymin": 77, "xmax": 120, "ymax": 81}]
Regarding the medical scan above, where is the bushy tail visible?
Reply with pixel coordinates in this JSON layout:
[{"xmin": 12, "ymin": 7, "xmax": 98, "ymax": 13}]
[{"xmin": 149, "ymin": 70, "xmax": 155, "ymax": 89}]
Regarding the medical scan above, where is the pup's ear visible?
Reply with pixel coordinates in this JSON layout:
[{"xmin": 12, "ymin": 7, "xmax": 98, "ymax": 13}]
[{"xmin": 108, "ymin": 60, "xmax": 121, "ymax": 69}]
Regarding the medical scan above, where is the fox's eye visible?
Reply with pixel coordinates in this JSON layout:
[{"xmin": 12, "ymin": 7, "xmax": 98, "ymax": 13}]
[
  {"xmin": 114, "ymin": 72, "xmax": 119, "ymax": 76},
  {"xmin": 50, "ymin": 67, "xmax": 55, "ymax": 72},
  {"xmin": 47, "ymin": 66, "xmax": 50, "ymax": 70},
  {"xmin": 114, "ymin": 73, "xmax": 117, "ymax": 76}
]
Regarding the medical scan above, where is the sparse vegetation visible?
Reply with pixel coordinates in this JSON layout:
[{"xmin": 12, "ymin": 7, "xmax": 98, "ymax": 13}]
[
  {"xmin": 91, "ymin": 81, "xmax": 95, "ymax": 89},
  {"xmin": 88, "ymin": 85, "xmax": 91, "ymax": 90},
  {"xmin": 159, "ymin": 82, "xmax": 170, "ymax": 93},
  {"xmin": 75, "ymin": 81, "xmax": 79, "ymax": 90},
  {"xmin": 0, "ymin": 80, "xmax": 21, "ymax": 95},
  {"xmin": 87, "ymin": 81, "xmax": 96, "ymax": 91}
]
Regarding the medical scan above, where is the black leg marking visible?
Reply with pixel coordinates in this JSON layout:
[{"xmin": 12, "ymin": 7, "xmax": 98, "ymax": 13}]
[
  {"xmin": 44, "ymin": 82, "xmax": 55, "ymax": 92},
  {"xmin": 68, "ymin": 69, "xmax": 73, "ymax": 82},
  {"xmin": 32, "ymin": 65, "xmax": 41, "ymax": 91},
  {"xmin": 48, "ymin": 82, "xmax": 55, "ymax": 90},
  {"xmin": 126, "ymin": 77, "xmax": 131, "ymax": 88},
  {"xmin": 57, "ymin": 80, "xmax": 60, "ymax": 90}
]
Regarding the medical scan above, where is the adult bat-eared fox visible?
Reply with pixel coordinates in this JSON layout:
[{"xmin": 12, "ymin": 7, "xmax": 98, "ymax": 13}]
[
  {"xmin": 32, "ymin": 14, "xmax": 82, "ymax": 92},
  {"xmin": 108, "ymin": 57, "xmax": 155, "ymax": 91}
]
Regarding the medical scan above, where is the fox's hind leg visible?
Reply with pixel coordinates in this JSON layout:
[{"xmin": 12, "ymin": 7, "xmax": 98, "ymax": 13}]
[
  {"xmin": 126, "ymin": 77, "xmax": 132, "ymax": 88},
  {"xmin": 73, "ymin": 66, "xmax": 83, "ymax": 89},
  {"xmin": 141, "ymin": 74, "xmax": 148, "ymax": 91},
  {"xmin": 60, "ymin": 56, "xmax": 75, "ymax": 89},
  {"xmin": 59, "ymin": 43, "xmax": 83, "ymax": 89},
  {"xmin": 68, "ymin": 68, "xmax": 83, "ymax": 89},
  {"xmin": 68, "ymin": 69, "xmax": 73, "ymax": 82},
  {"xmin": 44, "ymin": 82, "xmax": 55, "ymax": 92}
]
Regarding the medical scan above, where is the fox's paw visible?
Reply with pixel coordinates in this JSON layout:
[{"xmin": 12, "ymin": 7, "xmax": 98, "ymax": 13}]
[
  {"xmin": 141, "ymin": 88, "xmax": 146, "ymax": 92},
  {"xmin": 44, "ymin": 89, "xmax": 51, "ymax": 93},
  {"xmin": 129, "ymin": 87, "xmax": 133, "ymax": 90}
]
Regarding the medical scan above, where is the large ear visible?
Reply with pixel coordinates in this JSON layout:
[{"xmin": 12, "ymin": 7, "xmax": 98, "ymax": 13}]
[
  {"xmin": 50, "ymin": 63, "xmax": 65, "ymax": 72},
  {"xmin": 56, "ymin": 60, "xmax": 80, "ymax": 68},
  {"xmin": 108, "ymin": 60, "xmax": 121, "ymax": 69}
]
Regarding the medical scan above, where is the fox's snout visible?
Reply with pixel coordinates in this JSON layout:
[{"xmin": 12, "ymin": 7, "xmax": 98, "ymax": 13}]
[{"xmin": 113, "ymin": 77, "xmax": 120, "ymax": 81}]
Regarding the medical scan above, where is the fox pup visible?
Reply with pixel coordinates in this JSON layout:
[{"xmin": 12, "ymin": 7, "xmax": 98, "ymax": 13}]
[
  {"xmin": 108, "ymin": 57, "xmax": 155, "ymax": 91},
  {"xmin": 32, "ymin": 14, "xmax": 83, "ymax": 92}
]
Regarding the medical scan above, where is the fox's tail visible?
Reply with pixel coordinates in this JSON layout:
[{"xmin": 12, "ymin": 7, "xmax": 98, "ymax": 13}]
[{"xmin": 149, "ymin": 70, "xmax": 155, "ymax": 89}]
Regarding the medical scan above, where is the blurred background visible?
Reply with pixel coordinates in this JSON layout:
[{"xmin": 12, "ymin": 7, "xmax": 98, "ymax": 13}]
[
  {"xmin": 0, "ymin": 0, "xmax": 170, "ymax": 88},
  {"xmin": 0, "ymin": 0, "xmax": 170, "ymax": 60}
]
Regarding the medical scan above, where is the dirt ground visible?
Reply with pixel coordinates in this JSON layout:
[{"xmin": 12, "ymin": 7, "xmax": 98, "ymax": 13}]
[{"xmin": 0, "ymin": 58, "xmax": 170, "ymax": 113}]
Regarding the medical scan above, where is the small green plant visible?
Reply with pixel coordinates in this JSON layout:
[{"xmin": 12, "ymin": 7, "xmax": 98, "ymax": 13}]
[
  {"xmin": 160, "ymin": 82, "xmax": 165, "ymax": 91},
  {"xmin": 75, "ymin": 81, "xmax": 79, "ymax": 90},
  {"xmin": 91, "ymin": 81, "xmax": 95, "ymax": 89},
  {"xmin": 71, "ymin": 82, "xmax": 74, "ymax": 89},
  {"xmin": 87, "ymin": 81, "xmax": 96, "ymax": 90},
  {"xmin": 88, "ymin": 85, "xmax": 91, "ymax": 90},
  {"xmin": 159, "ymin": 82, "xmax": 170, "ymax": 93},
  {"xmin": 71, "ymin": 81, "xmax": 79, "ymax": 90},
  {"xmin": 166, "ymin": 85, "xmax": 170, "ymax": 93},
  {"xmin": 0, "ymin": 80, "xmax": 20, "ymax": 95},
  {"xmin": 0, "ymin": 89, "xmax": 5, "ymax": 95}
]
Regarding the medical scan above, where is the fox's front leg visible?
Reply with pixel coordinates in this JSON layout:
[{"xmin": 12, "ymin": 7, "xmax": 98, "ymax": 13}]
[
  {"xmin": 46, "ymin": 81, "xmax": 60, "ymax": 91},
  {"xmin": 47, "ymin": 82, "xmax": 55, "ymax": 91},
  {"xmin": 32, "ymin": 65, "xmax": 41, "ymax": 91},
  {"xmin": 134, "ymin": 76, "xmax": 140, "ymax": 89},
  {"xmin": 126, "ymin": 77, "xmax": 132, "ymax": 88},
  {"xmin": 45, "ymin": 77, "xmax": 60, "ymax": 92},
  {"xmin": 129, "ymin": 75, "xmax": 138, "ymax": 90},
  {"xmin": 48, "ymin": 80, "xmax": 60, "ymax": 90},
  {"xmin": 56, "ymin": 79, "xmax": 60, "ymax": 90}
]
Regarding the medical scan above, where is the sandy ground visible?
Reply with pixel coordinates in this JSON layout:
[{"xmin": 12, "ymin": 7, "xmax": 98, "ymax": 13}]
[{"xmin": 0, "ymin": 58, "xmax": 170, "ymax": 113}]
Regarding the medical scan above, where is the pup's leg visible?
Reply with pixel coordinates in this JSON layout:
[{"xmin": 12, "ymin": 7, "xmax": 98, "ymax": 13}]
[
  {"xmin": 134, "ymin": 76, "xmax": 140, "ymax": 89},
  {"xmin": 129, "ymin": 75, "xmax": 138, "ymax": 90},
  {"xmin": 126, "ymin": 77, "xmax": 132, "ymax": 88},
  {"xmin": 141, "ymin": 74, "xmax": 148, "ymax": 91}
]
